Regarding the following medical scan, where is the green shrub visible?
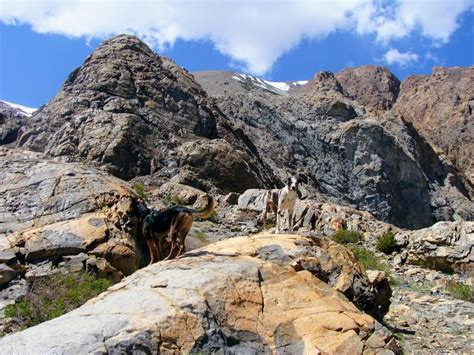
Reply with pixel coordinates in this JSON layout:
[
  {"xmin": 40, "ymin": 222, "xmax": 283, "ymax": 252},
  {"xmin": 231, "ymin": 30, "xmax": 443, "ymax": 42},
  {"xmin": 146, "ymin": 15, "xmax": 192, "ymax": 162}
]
[
  {"xmin": 348, "ymin": 244, "xmax": 389, "ymax": 273},
  {"xmin": 347, "ymin": 244, "xmax": 400, "ymax": 286},
  {"xmin": 162, "ymin": 194, "xmax": 186, "ymax": 206},
  {"xmin": 376, "ymin": 231, "xmax": 400, "ymax": 254},
  {"xmin": 331, "ymin": 229, "xmax": 364, "ymax": 244},
  {"xmin": 410, "ymin": 258, "xmax": 454, "ymax": 274},
  {"xmin": 263, "ymin": 220, "xmax": 276, "ymax": 230},
  {"xmin": 207, "ymin": 210, "xmax": 220, "ymax": 224},
  {"xmin": 4, "ymin": 272, "xmax": 112, "ymax": 329},
  {"xmin": 133, "ymin": 183, "xmax": 149, "ymax": 202},
  {"xmin": 447, "ymin": 282, "xmax": 474, "ymax": 302}
]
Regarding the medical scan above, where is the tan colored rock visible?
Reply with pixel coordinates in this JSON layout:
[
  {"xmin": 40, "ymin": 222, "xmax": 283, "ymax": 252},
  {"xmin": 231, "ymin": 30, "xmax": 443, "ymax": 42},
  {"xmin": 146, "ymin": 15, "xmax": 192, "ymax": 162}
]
[
  {"xmin": 0, "ymin": 234, "xmax": 397, "ymax": 354},
  {"xmin": 0, "ymin": 148, "xmax": 143, "ymax": 279}
]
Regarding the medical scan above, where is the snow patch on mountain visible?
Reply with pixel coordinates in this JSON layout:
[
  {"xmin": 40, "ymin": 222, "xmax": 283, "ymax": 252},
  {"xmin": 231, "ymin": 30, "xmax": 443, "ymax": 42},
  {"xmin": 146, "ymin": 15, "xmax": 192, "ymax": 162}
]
[
  {"xmin": 0, "ymin": 100, "xmax": 37, "ymax": 116},
  {"xmin": 232, "ymin": 74, "xmax": 307, "ymax": 94}
]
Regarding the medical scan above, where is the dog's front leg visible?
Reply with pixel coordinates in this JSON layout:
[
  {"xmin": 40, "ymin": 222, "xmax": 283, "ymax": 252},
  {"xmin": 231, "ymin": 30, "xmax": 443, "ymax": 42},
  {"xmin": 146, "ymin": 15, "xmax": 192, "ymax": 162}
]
[
  {"xmin": 276, "ymin": 210, "xmax": 282, "ymax": 234},
  {"xmin": 262, "ymin": 207, "xmax": 268, "ymax": 230},
  {"xmin": 146, "ymin": 239, "xmax": 157, "ymax": 265},
  {"xmin": 288, "ymin": 208, "xmax": 294, "ymax": 232}
]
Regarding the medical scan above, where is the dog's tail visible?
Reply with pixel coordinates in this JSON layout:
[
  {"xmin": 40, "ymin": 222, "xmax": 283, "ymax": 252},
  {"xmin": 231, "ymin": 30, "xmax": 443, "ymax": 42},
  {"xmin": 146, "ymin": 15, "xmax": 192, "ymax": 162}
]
[{"xmin": 188, "ymin": 196, "xmax": 215, "ymax": 219}]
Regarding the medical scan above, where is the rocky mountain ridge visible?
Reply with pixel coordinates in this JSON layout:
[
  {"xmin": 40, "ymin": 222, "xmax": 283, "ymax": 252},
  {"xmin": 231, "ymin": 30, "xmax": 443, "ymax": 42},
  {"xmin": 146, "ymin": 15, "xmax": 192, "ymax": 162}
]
[
  {"xmin": 14, "ymin": 35, "xmax": 275, "ymax": 193},
  {"xmin": 4, "ymin": 35, "xmax": 471, "ymax": 230},
  {"xmin": 195, "ymin": 67, "xmax": 473, "ymax": 229}
]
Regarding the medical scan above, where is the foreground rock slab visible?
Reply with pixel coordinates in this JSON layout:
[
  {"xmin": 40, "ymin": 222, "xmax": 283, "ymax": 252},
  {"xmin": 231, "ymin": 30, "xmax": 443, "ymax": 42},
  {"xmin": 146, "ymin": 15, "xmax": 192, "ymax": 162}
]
[{"xmin": 0, "ymin": 234, "xmax": 397, "ymax": 354}]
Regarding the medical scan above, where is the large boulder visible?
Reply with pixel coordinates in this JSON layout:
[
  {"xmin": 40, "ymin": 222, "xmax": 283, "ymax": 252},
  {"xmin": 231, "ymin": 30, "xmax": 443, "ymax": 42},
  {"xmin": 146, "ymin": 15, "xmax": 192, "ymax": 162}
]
[
  {"xmin": 0, "ymin": 148, "xmax": 143, "ymax": 279},
  {"xmin": 0, "ymin": 234, "xmax": 396, "ymax": 354},
  {"xmin": 396, "ymin": 221, "xmax": 474, "ymax": 276},
  {"xmin": 176, "ymin": 139, "xmax": 268, "ymax": 193}
]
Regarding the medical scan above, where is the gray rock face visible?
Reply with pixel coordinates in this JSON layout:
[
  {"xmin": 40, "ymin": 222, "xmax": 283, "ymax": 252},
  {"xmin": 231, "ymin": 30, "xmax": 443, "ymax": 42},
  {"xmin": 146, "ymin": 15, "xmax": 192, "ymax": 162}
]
[
  {"xmin": 396, "ymin": 221, "xmax": 474, "ymax": 276},
  {"xmin": 393, "ymin": 66, "xmax": 474, "ymax": 195},
  {"xmin": 14, "ymin": 35, "xmax": 271, "ymax": 192},
  {"xmin": 196, "ymin": 71, "xmax": 473, "ymax": 229},
  {"xmin": 0, "ymin": 264, "xmax": 16, "ymax": 286},
  {"xmin": 0, "ymin": 234, "xmax": 396, "ymax": 354}
]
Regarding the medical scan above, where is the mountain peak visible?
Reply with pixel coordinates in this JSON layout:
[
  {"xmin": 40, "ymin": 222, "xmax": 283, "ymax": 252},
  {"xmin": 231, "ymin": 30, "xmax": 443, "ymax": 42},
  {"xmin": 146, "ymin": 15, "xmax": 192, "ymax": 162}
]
[{"xmin": 335, "ymin": 65, "xmax": 401, "ymax": 111}]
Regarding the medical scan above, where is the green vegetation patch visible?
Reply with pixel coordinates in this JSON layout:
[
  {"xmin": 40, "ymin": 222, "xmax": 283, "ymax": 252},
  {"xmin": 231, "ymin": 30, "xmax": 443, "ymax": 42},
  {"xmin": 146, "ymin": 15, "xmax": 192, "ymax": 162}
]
[
  {"xmin": 348, "ymin": 244, "xmax": 390, "ymax": 274},
  {"xmin": 447, "ymin": 281, "xmax": 474, "ymax": 302},
  {"xmin": 162, "ymin": 193, "xmax": 186, "ymax": 206},
  {"xmin": 4, "ymin": 272, "xmax": 112, "ymax": 329},
  {"xmin": 376, "ymin": 231, "xmax": 400, "ymax": 254},
  {"xmin": 410, "ymin": 257, "xmax": 454, "ymax": 274},
  {"xmin": 133, "ymin": 183, "xmax": 149, "ymax": 202},
  {"xmin": 263, "ymin": 220, "xmax": 276, "ymax": 230},
  {"xmin": 331, "ymin": 229, "xmax": 364, "ymax": 244},
  {"xmin": 347, "ymin": 244, "xmax": 399, "ymax": 286}
]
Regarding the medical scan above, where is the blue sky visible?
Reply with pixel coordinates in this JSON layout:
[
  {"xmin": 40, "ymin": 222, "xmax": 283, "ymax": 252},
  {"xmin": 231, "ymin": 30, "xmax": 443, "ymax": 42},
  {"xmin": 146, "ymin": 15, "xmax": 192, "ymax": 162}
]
[{"xmin": 0, "ymin": 0, "xmax": 473, "ymax": 108}]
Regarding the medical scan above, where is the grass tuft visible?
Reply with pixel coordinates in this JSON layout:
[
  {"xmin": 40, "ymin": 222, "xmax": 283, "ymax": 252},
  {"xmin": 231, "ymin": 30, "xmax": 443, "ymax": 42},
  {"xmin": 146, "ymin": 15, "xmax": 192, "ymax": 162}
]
[
  {"xmin": 447, "ymin": 281, "xmax": 474, "ymax": 302},
  {"xmin": 195, "ymin": 231, "xmax": 209, "ymax": 243},
  {"xmin": 162, "ymin": 194, "xmax": 186, "ymax": 206},
  {"xmin": 133, "ymin": 183, "xmax": 149, "ymax": 202},
  {"xmin": 331, "ymin": 229, "xmax": 364, "ymax": 244},
  {"xmin": 376, "ymin": 231, "xmax": 400, "ymax": 254},
  {"xmin": 4, "ymin": 272, "xmax": 112, "ymax": 329},
  {"xmin": 346, "ymin": 244, "xmax": 399, "ymax": 286}
]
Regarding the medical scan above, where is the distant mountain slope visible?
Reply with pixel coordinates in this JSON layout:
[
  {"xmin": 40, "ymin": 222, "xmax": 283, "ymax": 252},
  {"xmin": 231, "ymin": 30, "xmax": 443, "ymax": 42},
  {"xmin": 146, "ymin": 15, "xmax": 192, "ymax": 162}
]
[
  {"xmin": 0, "ymin": 100, "xmax": 36, "ymax": 117},
  {"xmin": 2, "ymin": 35, "xmax": 472, "ymax": 228},
  {"xmin": 393, "ymin": 66, "xmax": 474, "ymax": 196},
  {"xmin": 193, "ymin": 71, "xmax": 307, "ymax": 96},
  {"xmin": 0, "ymin": 100, "xmax": 36, "ymax": 144},
  {"xmin": 195, "ymin": 67, "xmax": 473, "ymax": 229}
]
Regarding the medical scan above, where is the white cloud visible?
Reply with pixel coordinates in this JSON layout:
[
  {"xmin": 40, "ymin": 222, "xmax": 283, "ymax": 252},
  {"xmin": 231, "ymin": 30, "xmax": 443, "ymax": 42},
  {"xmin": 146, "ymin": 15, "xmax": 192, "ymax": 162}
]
[
  {"xmin": 0, "ymin": 0, "xmax": 472, "ymax": 74},
  {"xmin": 383, "ymin": 48, "xmax": 419, "ymax": 66},
  {"xmin": 354, "ymin": 0, "xmax": 472, "ymax": 43}
]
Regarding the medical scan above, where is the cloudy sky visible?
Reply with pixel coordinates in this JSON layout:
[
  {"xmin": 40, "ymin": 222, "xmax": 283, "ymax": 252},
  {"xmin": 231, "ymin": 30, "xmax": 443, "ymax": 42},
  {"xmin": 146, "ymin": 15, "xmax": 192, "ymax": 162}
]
[{"xmin": 1, "ymin": 0, "xmax": 473, "ymax": 107}]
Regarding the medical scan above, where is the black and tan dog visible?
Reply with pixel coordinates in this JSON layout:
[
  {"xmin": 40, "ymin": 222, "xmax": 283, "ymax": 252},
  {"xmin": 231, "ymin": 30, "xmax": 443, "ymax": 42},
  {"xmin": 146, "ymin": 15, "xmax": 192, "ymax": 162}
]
[{"xmin": 134, "ymin": 196, "xmax": 215, "ymax": 264}]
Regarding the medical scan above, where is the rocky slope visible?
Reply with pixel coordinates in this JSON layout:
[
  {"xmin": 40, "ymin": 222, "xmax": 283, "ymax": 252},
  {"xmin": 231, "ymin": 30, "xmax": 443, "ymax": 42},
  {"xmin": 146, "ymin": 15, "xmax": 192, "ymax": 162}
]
[
  {"xmin": 14, "ymin": 35, "xmax": 274, "ymax": 192},
  {"xmin": 0, "ymin": 234, "xmax": 397, "ymax": 354},
  {"xmin": 0, "ymin": 35, "xmax": 473, "ymax": 353},
  {"xmin": 0, "ymin": 148, "xmax": 145, "ymax": 282},
  {"xmin": 2, "ymin": 35, "xmax": 471, "ymax": 229},
  {"xmin": 393, "ymin": 66, "xmax": 474, "ymax": 195},
  {"xmin": 195, "ymin": 69, "xmax": 473, "ymax": 229}
]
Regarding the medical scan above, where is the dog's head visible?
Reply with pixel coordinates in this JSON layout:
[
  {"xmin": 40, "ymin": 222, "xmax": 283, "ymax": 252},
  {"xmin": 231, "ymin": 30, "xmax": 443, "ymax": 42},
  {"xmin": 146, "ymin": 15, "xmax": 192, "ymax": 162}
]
[
  {"xmin": 287, "ymin": 177, "xmax": 300, "ymax": 191},
  {"xmin": 130, "ymin": 199, "xmax": 150, "ymax": 221}
]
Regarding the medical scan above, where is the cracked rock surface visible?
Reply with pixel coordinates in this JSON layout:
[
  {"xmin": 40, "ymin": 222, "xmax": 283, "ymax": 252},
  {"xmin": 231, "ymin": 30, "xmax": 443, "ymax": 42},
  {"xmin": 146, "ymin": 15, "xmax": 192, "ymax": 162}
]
[{"xmin": 0, "ymin": 234, "xmax": 397, "ymax": 354}]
